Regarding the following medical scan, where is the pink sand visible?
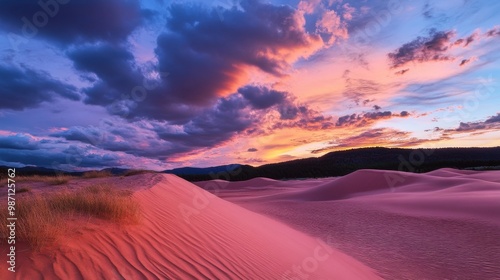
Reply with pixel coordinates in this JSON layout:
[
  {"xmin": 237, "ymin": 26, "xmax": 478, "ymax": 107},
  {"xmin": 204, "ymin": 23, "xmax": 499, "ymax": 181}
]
[
  {"xmin": 196, "ymin": 168, "xmax": 500, "ymax": 279},
  {"xmin": 1, "ymin": 174, "xmax": 380, "ymax": 279},
  {"xmin": 3, "ymin": 169, "xmax": 499, "ymax": 279}
]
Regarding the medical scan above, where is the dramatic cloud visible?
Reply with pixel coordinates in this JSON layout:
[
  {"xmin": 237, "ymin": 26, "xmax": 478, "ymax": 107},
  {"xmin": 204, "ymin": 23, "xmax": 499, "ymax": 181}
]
[
  {"xmin": 154, "ymin": 94, "xmax": 256, "ymax": 155},
  {"xmin": 0, "ymin": 133, "xmax": 148, "ymax": 170},
  {"xmin": 0, "ymin": 134, "xmax": 40, "ymax": 150},
  {"xmin": 50, "ymin": 120, "xmax": 178, "ymax": 159},
  {"xmin": 49, "ymin": 85, "xmax": 330, "ymax": 161},
  {"xmin": 443, "ymin": 113, "xmax": 500, "ymax": 134},
  {"xmin": 68, "ymin": 43, "xmax": 142, "ymax": 105},
  {"xmin": 336, "ymin": 111, "xmax": 410, "ymax": 127},
  {"xmin": 153, "ymin": 86, "xmax": 333, "ymax": 153},
  {"xmin": 0, "ymin": 64, "xmax": 79, "ymax": 110},
  {"xmin": 239, "ymin": 86, "xmax": 287, "ymax": 110},
  {"xmin": 247, "ymin": 148, "xmax": 258, "ymax": 152},
  {"xmin": 155, "ymin": 1, "xmax": 324, "ymax": 107},
  {"xmin": 0, "ymin": 145, "xmax": 122, "ymax": 170},
  {"xmin": 64, "ymin": 1, "xmax": 335, "ymax": 124},
  {"xmin": 311, "ymin": 128, "xmax": 434, "ymax": 154},
  {"xmin": 389, "ymin": 27, "xmax": 500, "ymax": 69},
  {"xmin": 485, "ymin": 26, "xmax": 500, "ymax": 37},
  {"xmin": 388, "ymin": 30, "xmax": 456, "ymax": 68},
  {"xmin": 0, "ymin": 0, "xmax": 145, "ymax": 45}
]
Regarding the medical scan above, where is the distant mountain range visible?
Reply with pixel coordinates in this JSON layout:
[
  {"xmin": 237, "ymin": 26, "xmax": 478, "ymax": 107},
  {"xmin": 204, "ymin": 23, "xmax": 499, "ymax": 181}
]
[
  {"xmin": 163, "ymin": 164, "xmax": 242, "ymax": 176},
  {"xmin": 163, "ymin": 147, "xmax": 500, "ymax": 181},
  {"xmin": 2, "ymin": 147, "xmax": 500, "ymax": 181}
]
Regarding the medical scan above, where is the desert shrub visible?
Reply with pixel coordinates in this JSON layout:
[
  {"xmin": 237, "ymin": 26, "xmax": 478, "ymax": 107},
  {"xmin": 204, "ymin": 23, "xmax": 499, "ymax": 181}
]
[
  {"xmin": 16, "ymin": 187, "xmax": 32, "ymax": 193},
  {"xmin": 0, "ymin": 185, "xmax": 140, "ymax": 250},
  {"xmin": 15, "ymin": 175, "xmax": 73, "ymax": 185},
  {"xmin": 49, "ymin": 185, "xmax": 140, "ymax": 222},
  {"xmin": 122, "ymin": 169, "xmax": 155, "ymax": 177},
  {"xmin": 82, "ymin": 170, "xmax": 113, "ymax": 178}
]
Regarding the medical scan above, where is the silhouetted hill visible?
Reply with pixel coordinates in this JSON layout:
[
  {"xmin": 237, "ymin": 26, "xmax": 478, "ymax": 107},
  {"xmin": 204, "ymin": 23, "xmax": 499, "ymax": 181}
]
[
  {"xmin": 163, "ymin": 164, "xmax": 241, "ymax": 175},
  {"xmin": 172, "ymin": 147, "xmax": 500, "ymax": 181},
  {"xmin": 3, "ymin": 147, "xmax": 500, "ymax": 181},
  {"xmin": 100, "ymin": 168, "xmax": 131, "ymax": 175}
]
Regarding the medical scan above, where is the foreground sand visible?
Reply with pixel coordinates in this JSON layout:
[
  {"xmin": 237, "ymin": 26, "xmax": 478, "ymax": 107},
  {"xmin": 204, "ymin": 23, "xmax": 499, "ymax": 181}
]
[
  {"xmin": 1, "ymin": 174, "xmax": 380, "ymax": 279},
  {"xmin": 196, "ymin": 168, "xmax": 500, "ymax": 280},
  {"xmin": 2, "ymin": 169, "xmax": 499, "ymax": 279}
]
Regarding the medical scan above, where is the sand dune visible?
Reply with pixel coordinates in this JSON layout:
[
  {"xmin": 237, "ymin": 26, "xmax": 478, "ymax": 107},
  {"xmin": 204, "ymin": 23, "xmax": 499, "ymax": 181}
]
[
  {"xmin": 4, "ymin": 169, "xmax": 499, "ymax": 279},
  {"xmin": 196, "ymin": 169, "xmax": 500, "ymax": 279},
  {"xmin": 1, "ymin": 174, "xmax": 381, "ymax": 280}
]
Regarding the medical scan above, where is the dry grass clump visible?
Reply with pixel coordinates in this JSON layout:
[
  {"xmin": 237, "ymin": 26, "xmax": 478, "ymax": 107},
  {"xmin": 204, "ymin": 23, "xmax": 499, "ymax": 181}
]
[
  {"xmin": 50, "ymin": 185, "xmax": 140, "ymax": 222},
  {"xmin": 122, "ymin": 169, "xmax": 155, "ymax": 177},
  {"xmin": 15, "ymin": 174, "xmax": 73, "ymax": 185},
  {"xmin": 0, "ymin": 185, "xmax": 140, "ymax": 250},
  {"xmin": 16, "ymin": 187, "xmax": 32, "ymax": 193},
  {"xmin": 82, "ymin": 170, "xmax": 114, "ymax": 178}
]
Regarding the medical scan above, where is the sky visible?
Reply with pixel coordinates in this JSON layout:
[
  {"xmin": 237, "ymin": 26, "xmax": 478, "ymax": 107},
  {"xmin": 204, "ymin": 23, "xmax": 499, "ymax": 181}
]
[{"xmin": 0, "ymin": 0, "xmax": 499, "ymax": 171}]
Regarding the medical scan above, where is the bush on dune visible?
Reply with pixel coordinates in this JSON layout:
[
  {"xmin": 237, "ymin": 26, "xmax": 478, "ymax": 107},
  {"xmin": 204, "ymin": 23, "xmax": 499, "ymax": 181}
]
[
  {"xmin": 122, "ymin": 169, "xmax": 156, "ymax": 177},
  {"xmin": 50, "ymin": 185, "xmax": 140, "ymax": 222},
  {"xmin": 82, "ymin": 170, "xmax": 114, "ymax": 178},
  {"xmin": 0, "ymin": 185, "xmax": 140, "ymax": 250},
  {"xmin": 15, "ymin": 175, "xmax": 73, "ymax": 185}
]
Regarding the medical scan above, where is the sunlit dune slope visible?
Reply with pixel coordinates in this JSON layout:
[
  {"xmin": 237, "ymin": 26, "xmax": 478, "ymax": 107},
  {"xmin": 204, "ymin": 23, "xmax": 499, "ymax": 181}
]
[
  {"xmin": 196, "ymin": 169, "xmax": 500, "ymax": 280},
  {"xmin": 1, "ymin": 174, "xmax": 381, "ymax": 280}
]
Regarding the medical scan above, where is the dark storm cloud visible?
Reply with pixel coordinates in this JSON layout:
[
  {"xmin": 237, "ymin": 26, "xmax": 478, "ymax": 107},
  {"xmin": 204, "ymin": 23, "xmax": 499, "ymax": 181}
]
[
  {"xmin": 0, "ymin": 145, "xmax": 122, "ymax": 169},
  {"xmin": 0, "ymin": 134, "xmax": 39, "ymax": 150},
  {"xmin": 67, "ymin": 43, "xmax": 142, "ymax": 106},
  {"xmin": 0, "ymin": 0, "xmax": 145, "ymax": 45},
  {"xmin": 0, "ymin": 133, "xmax": 128, "ymax": 169},
  {"xmin": 66, "ymin": 43, "xmax": 192, "ymax": 123},
  {"xmin": 154, "ymin": 0, "xmax": 322, "ymax": 107},
  {"xmin": 51, "ymin": 126, "xmax": 106, "ymax": 145},
  {"xmin": 49, "ymin": 85, "xmax": 332, "ymax": 160},
  {"xmin": 155, "ymin": 94, "xmax": 255, "ymax": 150},
  {"xmin": 62, "ymin": 1, "xmax": 325, "ymax": 123},
  {"xmin": 50, "ymin": 92, "xmax": 258, "ymax": 159},
  {"xmin": 49, "ymin": 120, "xmax": 179, "ymax": 159},
  {"xmin": 239, "ymin": 86, "xmax": 287, "ymax": 109},
  {"xmin": 388, "ymin": 29, "xmax": 455, "ymax": 68},
  {"xmin": 0, "ymin": 64, "xmax": 79, "ymax": 110}
]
